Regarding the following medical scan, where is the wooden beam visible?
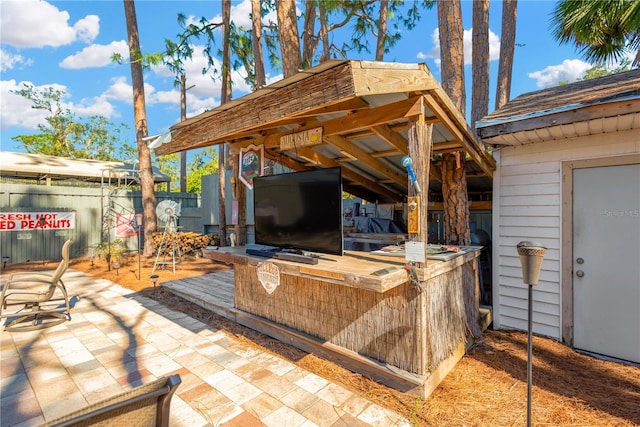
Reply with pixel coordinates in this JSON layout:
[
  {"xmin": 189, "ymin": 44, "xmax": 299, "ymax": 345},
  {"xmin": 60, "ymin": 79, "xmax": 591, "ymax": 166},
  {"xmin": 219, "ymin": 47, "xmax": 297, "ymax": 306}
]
[
  {"xmin": 371, "ymin": 124, "xmax": 409, "ymax": 154},
  {"xmin": 371, "ymin": 149, "xmax": 402, "ymax": 158},
  {"xmin": 228, "ymin": 96, "xmax": 422, "ymax": 154},
  {"xmin": 422, "ymin": 94, "xmax": 495, "ymax": 179},
  {"xmin": 351, "ymin": 61, "xmax": 441, "ymax": 96},
  {"xmin": 324, "ymin": 134, "xmax": 408, "ymax": 189},
  {"xmin": 295, "ymin": 147, "xmax": 403, "ymax": 202}
]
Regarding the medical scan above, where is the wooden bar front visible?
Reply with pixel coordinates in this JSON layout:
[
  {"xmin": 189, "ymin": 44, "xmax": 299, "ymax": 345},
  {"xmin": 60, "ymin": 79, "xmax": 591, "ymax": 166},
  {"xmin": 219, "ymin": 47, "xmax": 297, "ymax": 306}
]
[{"xmin": 205, "ymin": 246, "xmax": 481, "ymax": 397}]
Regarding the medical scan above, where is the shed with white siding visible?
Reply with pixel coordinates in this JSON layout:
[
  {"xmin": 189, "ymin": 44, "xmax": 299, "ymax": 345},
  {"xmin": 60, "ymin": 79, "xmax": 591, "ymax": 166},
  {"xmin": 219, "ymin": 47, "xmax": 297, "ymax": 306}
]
[{"xmin": 477, "ymin": 70, "xmax": 640, "ymax": 363}]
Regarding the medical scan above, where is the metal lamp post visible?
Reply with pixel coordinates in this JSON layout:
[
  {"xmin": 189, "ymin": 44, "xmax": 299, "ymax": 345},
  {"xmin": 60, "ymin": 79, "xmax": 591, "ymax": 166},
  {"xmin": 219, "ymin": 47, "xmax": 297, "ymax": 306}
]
[
  {"xmin": 517, "ymin": 241, "xmax": 547, "ymax": 427},
  {"xmin": 134, "ymin": 213, "xmax": 143, "ymax": 280}
]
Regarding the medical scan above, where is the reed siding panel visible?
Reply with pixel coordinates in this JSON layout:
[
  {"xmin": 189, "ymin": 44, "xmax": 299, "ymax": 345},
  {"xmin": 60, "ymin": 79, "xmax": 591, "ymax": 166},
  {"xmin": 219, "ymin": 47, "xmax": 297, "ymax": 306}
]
[
  {"xmin": 234, "ymin": 255, "xmax": 477, "ymax": 376},
  {"xmin": 493, "ymin": 129, "xmax": 640, "ymax": 340}
]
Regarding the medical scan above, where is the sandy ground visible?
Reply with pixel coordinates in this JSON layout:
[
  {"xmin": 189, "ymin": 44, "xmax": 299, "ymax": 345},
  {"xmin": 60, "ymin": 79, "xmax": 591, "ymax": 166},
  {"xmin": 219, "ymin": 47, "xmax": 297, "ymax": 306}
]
[{"xmin": 6, "ymin": 254, "xmax": 639, "ymax": 426}]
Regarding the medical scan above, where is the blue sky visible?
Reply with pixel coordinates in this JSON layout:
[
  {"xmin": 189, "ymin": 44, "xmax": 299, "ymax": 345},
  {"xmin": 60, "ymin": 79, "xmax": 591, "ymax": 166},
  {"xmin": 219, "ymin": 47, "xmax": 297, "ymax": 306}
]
[{"xmin": 0, "ymin": 0, "xmax": 627, "ymax": 157}]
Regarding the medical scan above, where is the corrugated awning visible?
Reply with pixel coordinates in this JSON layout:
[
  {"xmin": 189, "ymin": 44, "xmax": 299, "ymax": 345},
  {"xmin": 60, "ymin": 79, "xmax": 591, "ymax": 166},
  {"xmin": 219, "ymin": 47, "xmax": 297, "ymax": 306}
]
[{"xmin": 0, "ymin": 152, "xmax": 171, "ymax": 184}]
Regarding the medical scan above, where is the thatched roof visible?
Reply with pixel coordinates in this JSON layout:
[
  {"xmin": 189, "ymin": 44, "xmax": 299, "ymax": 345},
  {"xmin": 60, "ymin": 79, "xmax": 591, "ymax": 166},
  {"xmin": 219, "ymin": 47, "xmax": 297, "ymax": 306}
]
[
  {"xmin": 155, "ymin": 60, "xmax": 495, "ymax": 203},
  {"xmin": 476, "ymin": 69, "xmax": 640, "ymax": 145}
]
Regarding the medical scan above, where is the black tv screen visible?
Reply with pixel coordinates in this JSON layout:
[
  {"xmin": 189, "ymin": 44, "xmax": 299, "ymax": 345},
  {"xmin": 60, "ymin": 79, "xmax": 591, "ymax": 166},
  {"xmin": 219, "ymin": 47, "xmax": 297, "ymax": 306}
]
[{"xmin": 253, "ymin": 167, "xmax": 343, "ymax": 255}]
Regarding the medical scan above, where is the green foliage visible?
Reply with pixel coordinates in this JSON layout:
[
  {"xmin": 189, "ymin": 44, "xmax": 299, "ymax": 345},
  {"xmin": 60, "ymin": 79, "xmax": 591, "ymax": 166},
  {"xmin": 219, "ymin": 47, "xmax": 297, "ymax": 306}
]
[
  {"xmin": 153, "ymin": 148, "xmax": 218, "ymax": 193},
  {"xmin": 186, "ymin": 147, "xmax": 218, "ymax": 193},
  {"xmin": 10, "ymin": 83, "xmax": 131, "ymax": 161},
  {"xmin": 558, "ymin": 60, "xmax": 632, "ymax": 85},
  {"xmin": 155, "ymin": 153, "xmax": 180, "ymax": 189},
  {"xmin": 551, "ymin": 0, "xmax": 640, "ymax": 67},
  {"xmin": 93, "ymin": 239, "xmax": 126, "ymax": 263},
  {"xmin": 579, "ymin": 60, "xmax": 632, "ymax": 79}
]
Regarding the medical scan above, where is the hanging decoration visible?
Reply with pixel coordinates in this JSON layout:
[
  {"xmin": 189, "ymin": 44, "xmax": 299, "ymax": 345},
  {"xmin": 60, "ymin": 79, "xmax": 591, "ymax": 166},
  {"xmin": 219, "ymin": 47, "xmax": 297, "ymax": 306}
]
[{"xmin": 239, "ymin": 144, "xmax": 264, "ymax": 190}]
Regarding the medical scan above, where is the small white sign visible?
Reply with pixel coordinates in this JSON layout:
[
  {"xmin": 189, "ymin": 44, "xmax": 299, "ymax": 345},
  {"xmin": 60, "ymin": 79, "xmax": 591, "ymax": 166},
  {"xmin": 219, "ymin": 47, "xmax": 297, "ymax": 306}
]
[
  {"xmin": 256, "ymin": 261, "xmax": 281, "ymax": 294},
  {"xmin": 405, "ymin": 241, "xmax": 426, "ymax": 263}
]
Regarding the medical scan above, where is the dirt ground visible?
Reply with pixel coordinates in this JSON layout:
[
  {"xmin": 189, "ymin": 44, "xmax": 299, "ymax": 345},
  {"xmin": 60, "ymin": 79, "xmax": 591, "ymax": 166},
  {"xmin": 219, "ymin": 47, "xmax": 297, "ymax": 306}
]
[{"xmin": 8, "ymin": 254, "xmax": 640, "ymax": 426}]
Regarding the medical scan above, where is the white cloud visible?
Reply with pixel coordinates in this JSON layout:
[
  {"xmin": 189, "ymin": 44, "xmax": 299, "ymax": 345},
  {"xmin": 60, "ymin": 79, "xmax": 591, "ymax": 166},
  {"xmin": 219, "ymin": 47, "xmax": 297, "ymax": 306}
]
[
  {"xmin": 0, "ymin": 1, "xmax": 99, "ymax": 48},
  {"xmin": 0, "ymin": 49, "xmax": 32, "ymax": 71},
  {"xmin": 60, "ymin": 41, "xmax": 129, "ymax": 69},
  {"xmin": 416, "ymin": 29, "xmax": 441, "ymax": 66},
  {"xmin": 150, "ymin": 44, "xmax": 253, "ymax": 115},
  {"xmin": 416, "ymin": 27, "xmax": 500, "ymax": 67},
  {"xmin": 70, "ymin": 95, "xmax": 118, "ymax": 118},
  {"xmin": 103, "ymin": 76, "xmax": 134, "ymax": 103},
  {"xmin": 0, "ymin": 80, "xmax": 67, "ymax": 130},
  {"xmin": 185, "ymin": 0, "xmax": 277, "ymax": 33},
  {"xmin": 528, "ymin": 59, "xmax": 591, "ymax": 88},
  {"xmin": 74, "ymin": 15, "xmax": 101, "ymax": 44},
  {"xmin": 0, "ymin": 79, "xmax": 122, "ymax": 136}
]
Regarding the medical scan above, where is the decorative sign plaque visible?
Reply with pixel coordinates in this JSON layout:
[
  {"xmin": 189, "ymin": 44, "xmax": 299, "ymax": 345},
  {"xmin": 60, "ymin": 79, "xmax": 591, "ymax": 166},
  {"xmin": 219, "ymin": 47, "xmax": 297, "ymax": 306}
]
[
  {"xmin": 280, "ymin": 127, "xmax": 323, "ymax": 150},
  {"xmin": 239, "ymin": 144, "xmax": 264, "ymax": 190},
  {"xmin": 256, "ymin": 261, "xmax": 280, "ymax": 294}
]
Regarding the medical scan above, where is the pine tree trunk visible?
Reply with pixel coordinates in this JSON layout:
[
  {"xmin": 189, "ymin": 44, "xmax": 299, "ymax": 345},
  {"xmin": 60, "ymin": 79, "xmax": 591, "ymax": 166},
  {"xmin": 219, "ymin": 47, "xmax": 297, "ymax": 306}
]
[
  {"xmin": 251, "ymin": 0, "xmax": 266, "ymax": 89},
  {"xmin": 472, "ymin": 0, "xmax": 490, "ymax": 129},
  {"xmin": 302, "ymin": 1, "xmax": 316, "ymax": 69},
  {"xmin": 376, "ymin": 0, "xmax": 389, "ymax": 61},
  {"xmin": 441, "ymin": 152, "xmax": 470, "ymax": 245},
  {"xmin": 496, "ymin": 0, "xmax": 517, "ymax": 110},
  {"xmin": 123, "ymin": 0, "xmax": 157, "ymax": 256},
  {"xmin": 437, "ymin": 0, "xmax": 466, "ymax": 115},
  {"xmin": 276, "ymin": 0, "xmax": 301, "ymax": 77},
  {"xmin": 437, "ymin": 0, "xmax": 469, "ymax": 246}
]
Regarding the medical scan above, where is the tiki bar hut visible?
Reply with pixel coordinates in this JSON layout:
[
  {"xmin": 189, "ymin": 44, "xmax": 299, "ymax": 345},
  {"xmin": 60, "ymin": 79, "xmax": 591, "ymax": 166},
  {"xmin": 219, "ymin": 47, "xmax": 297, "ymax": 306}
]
[{"xmin": 155, "ymin": 60, "xmax": 495, "ymax": 397}]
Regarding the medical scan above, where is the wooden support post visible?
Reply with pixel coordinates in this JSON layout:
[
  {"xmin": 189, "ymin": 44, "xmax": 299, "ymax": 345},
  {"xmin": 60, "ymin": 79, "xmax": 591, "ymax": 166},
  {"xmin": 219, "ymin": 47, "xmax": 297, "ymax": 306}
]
[
  {"xmin": 407, "ymin": 100, "xmax": 433, "ymax": 254},
  {"xmin": 231, "ymin": 151, "xmax": 247, "ymax": 245},
  {"xmin": 407, "ymin": 97, "xmax": 433, "ymax": 374}
]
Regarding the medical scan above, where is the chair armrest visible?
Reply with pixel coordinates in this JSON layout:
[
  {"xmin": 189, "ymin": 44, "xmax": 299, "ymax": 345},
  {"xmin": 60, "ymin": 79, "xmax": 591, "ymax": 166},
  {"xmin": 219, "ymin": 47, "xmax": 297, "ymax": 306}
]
[
  {"xmin": 8, "ymin": 271, "xmax": 54, "ymax": 281},
  {"xmin": 5, "ymin": 277, "xmax": 55, "ymax": 287},
  {"xmin": 43, "ymin": 374, "xmax": 181, "ymax": 427}
]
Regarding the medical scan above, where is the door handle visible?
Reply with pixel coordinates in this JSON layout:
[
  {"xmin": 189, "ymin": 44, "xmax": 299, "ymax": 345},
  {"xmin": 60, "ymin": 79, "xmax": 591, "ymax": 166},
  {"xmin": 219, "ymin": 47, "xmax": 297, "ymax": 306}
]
[{"xmin": 576, "ymin": 270, "xmax": 584, "ymax": 278}]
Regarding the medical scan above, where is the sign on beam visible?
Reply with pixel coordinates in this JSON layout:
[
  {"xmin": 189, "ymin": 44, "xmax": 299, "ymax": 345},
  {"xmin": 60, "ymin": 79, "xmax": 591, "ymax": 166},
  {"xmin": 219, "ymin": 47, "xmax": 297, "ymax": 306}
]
[{"xmin": 280, "ymin": 127, "xmax": 323, "ymax": 150}]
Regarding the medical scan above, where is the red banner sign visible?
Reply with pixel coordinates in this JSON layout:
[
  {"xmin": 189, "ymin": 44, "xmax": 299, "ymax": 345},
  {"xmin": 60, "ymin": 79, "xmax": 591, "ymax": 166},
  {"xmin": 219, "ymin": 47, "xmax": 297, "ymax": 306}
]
[{"xmin": 0, "ymin": 212, "xmax": 76, "ymax": 231}]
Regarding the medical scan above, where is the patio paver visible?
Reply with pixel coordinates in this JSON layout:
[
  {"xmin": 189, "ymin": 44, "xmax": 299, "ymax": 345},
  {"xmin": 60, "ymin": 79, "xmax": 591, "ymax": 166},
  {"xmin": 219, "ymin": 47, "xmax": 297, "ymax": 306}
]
[{"xmin": 1, "ymin": 269, "xmax": 408, "ymax": 426}]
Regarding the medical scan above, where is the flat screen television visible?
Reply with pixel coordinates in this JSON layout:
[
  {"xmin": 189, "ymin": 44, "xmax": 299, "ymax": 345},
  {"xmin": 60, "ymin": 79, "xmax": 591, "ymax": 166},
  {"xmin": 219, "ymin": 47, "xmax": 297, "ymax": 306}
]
[{"xmin": 253, "ymin": 167, "xmax": 343, "ymax": 255}]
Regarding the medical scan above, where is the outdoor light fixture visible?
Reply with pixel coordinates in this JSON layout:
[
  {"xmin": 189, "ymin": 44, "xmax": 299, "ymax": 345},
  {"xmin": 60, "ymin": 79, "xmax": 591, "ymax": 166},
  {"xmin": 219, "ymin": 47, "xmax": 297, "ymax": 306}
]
[
  {"xmin": 517, "ymin": 241, "xmax": 547, "ymax": 427},
  {"xmin": 38, "ymin": 217, "xmax": 46, "ymax": 265},
  {"xmin": 150, "ymin": 274, "xmax": 159, "ymax": 287},
  {"xmin": 2, "ymin": 256, "xmax": 9, "ymax": 269},
  {"xmin": 134, "ymin": 213, "xmax": 144, "ymax": 280}
]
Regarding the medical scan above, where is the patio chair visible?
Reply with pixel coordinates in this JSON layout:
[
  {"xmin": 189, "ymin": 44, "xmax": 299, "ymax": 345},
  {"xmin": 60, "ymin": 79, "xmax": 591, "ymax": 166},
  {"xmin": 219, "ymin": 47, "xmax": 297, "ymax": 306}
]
[
  {"xmin": 0, "ymin": 239, "xmax": 73, "ymax": 331},
  {"xmin": 42, "ymin": 374, "xmax": 181, "ymax": 427}
]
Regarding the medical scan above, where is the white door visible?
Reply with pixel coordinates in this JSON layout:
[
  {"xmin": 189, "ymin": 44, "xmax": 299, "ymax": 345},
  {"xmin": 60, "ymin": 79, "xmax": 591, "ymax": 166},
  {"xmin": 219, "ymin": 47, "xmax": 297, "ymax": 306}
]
[{"xmin": 573, "ymin": 164, "xmax": 640, "ymax": 363}]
